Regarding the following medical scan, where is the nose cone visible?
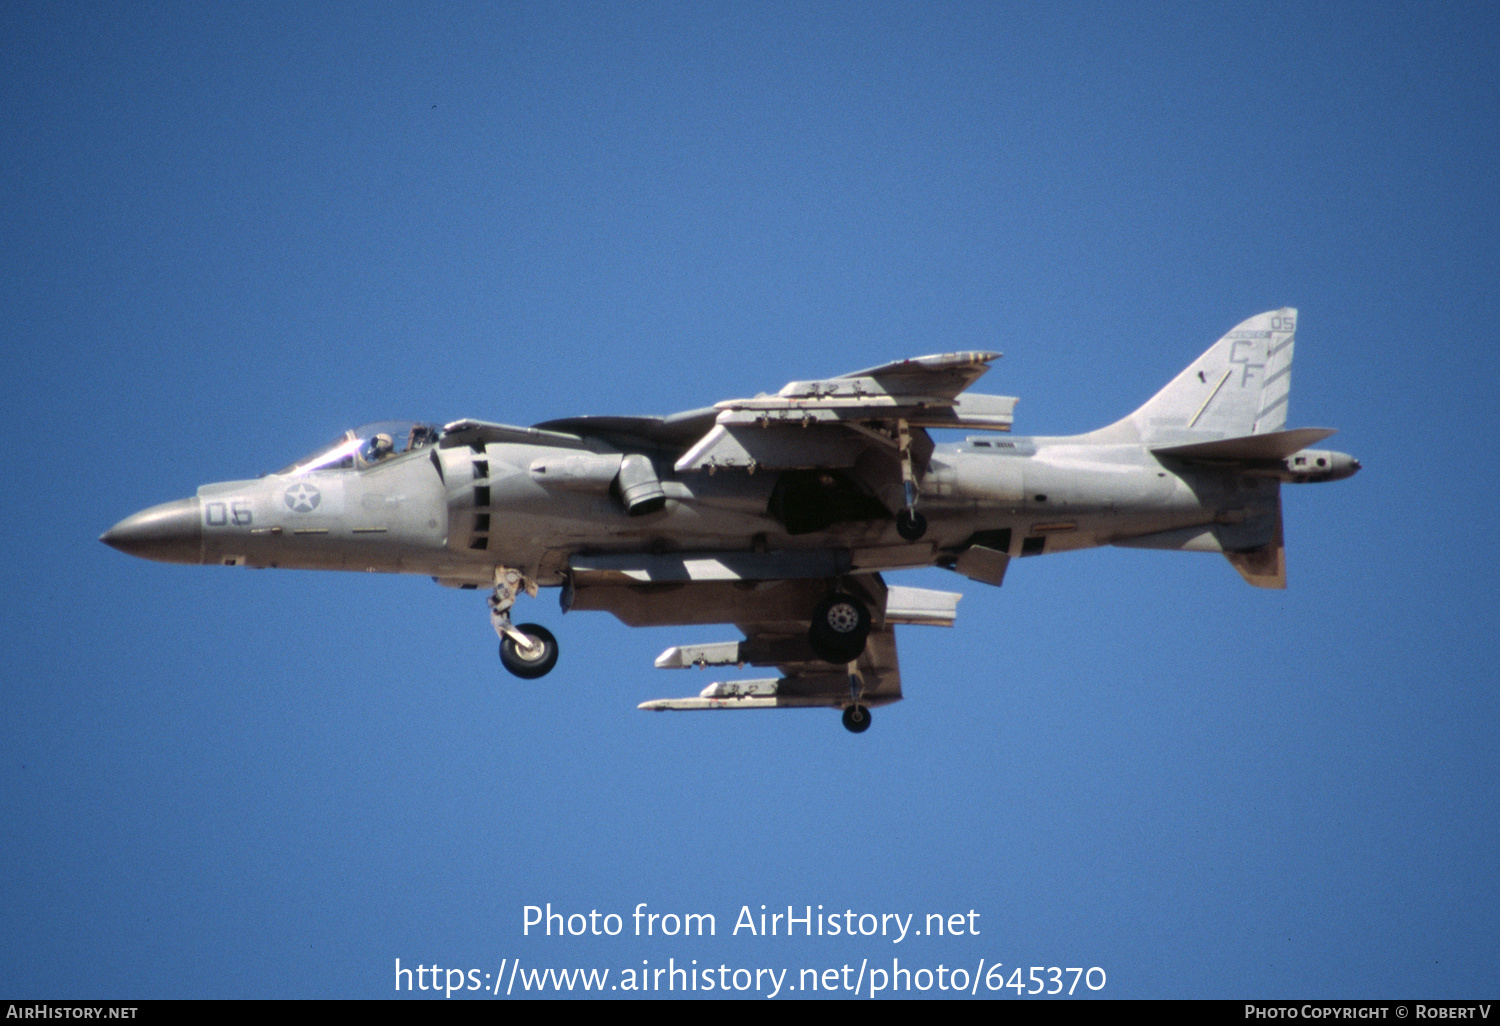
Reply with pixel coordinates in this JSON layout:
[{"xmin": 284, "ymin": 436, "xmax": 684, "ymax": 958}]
[{"xmin": 100, "ymin": 497, "xmax": 204, "ymax": 564}]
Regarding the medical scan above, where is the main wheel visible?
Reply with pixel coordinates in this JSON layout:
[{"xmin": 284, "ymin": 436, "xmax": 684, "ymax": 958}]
[
  {"xmin": 842, "ymin": 705, "xmax": 872, "ymax": 733},
  {"xmin": 808, "ymin": 593, "xmax": 871, "ymax": 664},
  {"xmin": 499, "ymin": 623, "xmax": 559, "ymax": 679},
  {"xmin": 895, "ymin": 508, "xmax": 927, "ymax": 541}
]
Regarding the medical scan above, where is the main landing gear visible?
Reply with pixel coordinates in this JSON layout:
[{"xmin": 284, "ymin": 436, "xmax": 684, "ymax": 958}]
[
  {"xmin": 808, "ymin": 591, "xmax": 871, "ymax": 664},
  {"xmin": 490, "ymin": 567, "xmax": 558, "ymax": 679}
]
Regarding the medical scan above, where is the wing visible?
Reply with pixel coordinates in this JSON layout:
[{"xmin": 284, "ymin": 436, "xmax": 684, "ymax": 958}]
[
  {"xmin": 561, "ymin": 556, "xmax": 959, "ymax": 713},
  {"xmin": 525, "ymin": 353, "xmax": 1017, "ymax": 473},
  {"xmin": 439, "ymin": 418, "xmax": 596, "ymax": 451},
  {"xmin": 673, "ymin": 350, "xmax": 1017, "ymax": 474},
  {"xmin": 530, "ymin": 408, "xmax": 720, "ymax": 455}
]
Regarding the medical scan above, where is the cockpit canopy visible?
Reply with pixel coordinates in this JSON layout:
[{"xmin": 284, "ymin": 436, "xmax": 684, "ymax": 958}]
[{"xmin": 278, "ymin": 421, "xmax": 440, "ymax": 476}]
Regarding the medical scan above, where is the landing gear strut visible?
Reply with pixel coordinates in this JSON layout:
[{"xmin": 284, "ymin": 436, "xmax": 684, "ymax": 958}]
[
  {"xmin": 490, "ymin": 567, "xmax": 558, "ymax": 679},
  {"xmin": 894, "ymin": 418, "xmax": 927, "ymax": 541},
  {"xmin": 842, "ymin": 661, "xmax": 872, "ymax": 733}
]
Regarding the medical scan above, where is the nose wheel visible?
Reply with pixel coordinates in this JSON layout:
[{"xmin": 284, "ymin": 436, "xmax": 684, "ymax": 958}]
[
  {"xmin": 489, "ymin": 567, "xmax": 559, "ymax": 679},
  {"xmin": 500, "ymin": 623, "xmax": 559, "ymax": 679}
]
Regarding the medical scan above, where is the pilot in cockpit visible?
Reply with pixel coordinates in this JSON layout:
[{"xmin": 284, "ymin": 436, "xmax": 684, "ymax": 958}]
[{"xmin": 365, "ymin": 433, "xmax": 395, "ymax": 463}]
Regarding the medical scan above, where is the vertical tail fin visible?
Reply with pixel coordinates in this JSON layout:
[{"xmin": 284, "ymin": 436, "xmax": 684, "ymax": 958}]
[{"xmin": 1104, "ymin": 309, "xmax": 1298, "ymax": 445}]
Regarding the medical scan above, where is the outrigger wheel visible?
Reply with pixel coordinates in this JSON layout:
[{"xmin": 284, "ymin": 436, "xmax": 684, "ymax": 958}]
[
  {"xmin": 842, "ymin": 705, "xmax": 872, "ymax": 733},
  {"xmin": 895, "ymin": 508, "xmax": 927, "ymax": 541},
  {"xmin": 499, "ymin": 623, "xmax": 559, "ymax": 679},
  {"xmin": 808, "ymin": 592, "xmax": 871, "ymax": 664}
]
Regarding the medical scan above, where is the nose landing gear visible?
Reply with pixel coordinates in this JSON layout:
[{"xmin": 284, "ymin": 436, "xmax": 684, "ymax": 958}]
[
  {"xmin": 500, "ymin": 623, "xmax": 559, "ymax": 679},
  {"xmin": 489, "ymin": 567, "xmax": 559, "ymax": 679}
]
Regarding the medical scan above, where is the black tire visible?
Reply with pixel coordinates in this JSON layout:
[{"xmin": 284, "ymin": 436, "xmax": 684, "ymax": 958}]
[
  {"xmin": 842, "ymin": 705, "xmax": 872, "ymax": 733},
  {"xmin": 808, "ymin": 593, "xmax": 870, "ymax": 664},
  {"xmin": 895, "ymin": 508, "xmax": 927, "ymax": 541},
  {"xmin": 499, "ymin": 623, "xmax": 559, "ymax": 679}
]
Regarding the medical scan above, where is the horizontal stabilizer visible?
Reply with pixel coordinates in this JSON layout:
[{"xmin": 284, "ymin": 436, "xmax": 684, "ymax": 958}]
[{"xmin": 1153, "ymin": 427, "xmax": 1337, "ymax": 462}]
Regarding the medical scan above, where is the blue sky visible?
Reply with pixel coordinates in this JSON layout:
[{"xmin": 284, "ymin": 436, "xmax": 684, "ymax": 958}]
[{"xmin": 3, "ymin": 0, "xmax": 1497, "ymax": 1000}]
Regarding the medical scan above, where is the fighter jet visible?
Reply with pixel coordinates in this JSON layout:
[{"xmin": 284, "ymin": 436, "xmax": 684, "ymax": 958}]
[{"xmin": 102, "ymin": 309, "xmax": 1357, "ymax": 732}]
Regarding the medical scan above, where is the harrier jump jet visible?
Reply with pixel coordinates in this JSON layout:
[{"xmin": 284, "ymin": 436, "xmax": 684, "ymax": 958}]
[{"xmin": 102, "ymin": 309, "xmax": 1357, "ymax": 732}]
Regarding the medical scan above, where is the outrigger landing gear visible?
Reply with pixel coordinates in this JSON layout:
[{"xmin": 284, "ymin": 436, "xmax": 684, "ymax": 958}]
[
  {"xmin": 842, "ymin": 662, "xmax": 872, "ymax": 733},
  {"xmin": 894, "ymin": 418, "xmax": 928, "ymax": 541},
  {"xmin": 842, "ymin": 705, "xmax": 872, "ymax": 733},
  {"xmin": 490, "ymin": 567, "xmax": 558, "ymax": 679},
  {"xmin": 895, "ymin": 508, "xmax": 927, "ymax": 541}
]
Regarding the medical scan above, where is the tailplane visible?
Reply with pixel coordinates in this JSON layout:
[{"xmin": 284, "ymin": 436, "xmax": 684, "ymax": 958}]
[{"xmin": 1099, "ymin": 309, "xmax": 1359, "ymax": 591}]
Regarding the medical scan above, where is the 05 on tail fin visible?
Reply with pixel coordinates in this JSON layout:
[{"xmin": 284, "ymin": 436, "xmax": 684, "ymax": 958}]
[{"xmin": 1096, "ymin": 309, "xmax": 1299, "ymax": 446}]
